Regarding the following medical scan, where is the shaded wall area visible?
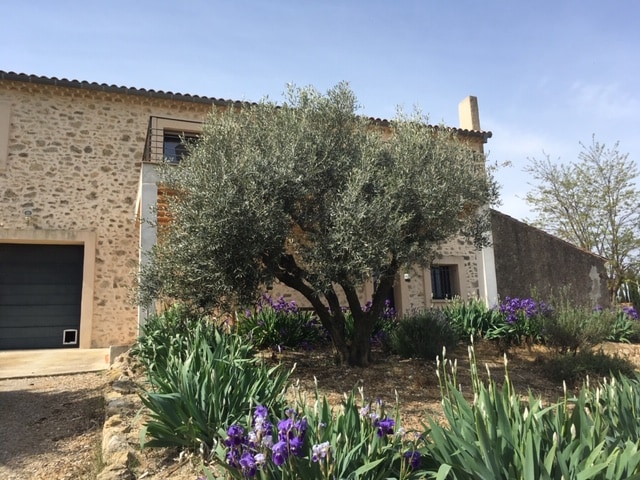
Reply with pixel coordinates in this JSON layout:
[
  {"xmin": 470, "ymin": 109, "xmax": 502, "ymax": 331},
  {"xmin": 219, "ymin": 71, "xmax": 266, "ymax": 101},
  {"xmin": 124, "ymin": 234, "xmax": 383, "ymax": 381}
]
[{"xmin": 491, "ymin": 210, "xmax": 609, "ymax": 307}]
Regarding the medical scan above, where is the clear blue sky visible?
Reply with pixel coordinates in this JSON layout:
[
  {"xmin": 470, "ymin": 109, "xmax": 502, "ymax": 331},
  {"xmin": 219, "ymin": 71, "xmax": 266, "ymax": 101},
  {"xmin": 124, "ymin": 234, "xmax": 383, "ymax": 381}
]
[{"xmin": 2, "ymin": 1, "xmax": 638, "ymax": 220}]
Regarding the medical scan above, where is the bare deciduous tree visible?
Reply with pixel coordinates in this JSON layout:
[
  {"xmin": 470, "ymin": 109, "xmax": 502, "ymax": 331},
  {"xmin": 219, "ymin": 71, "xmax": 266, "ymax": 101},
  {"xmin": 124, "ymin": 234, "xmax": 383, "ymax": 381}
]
[{"xmin": 526, "ymin": 136, "xmax": 640, "ymax": 301}]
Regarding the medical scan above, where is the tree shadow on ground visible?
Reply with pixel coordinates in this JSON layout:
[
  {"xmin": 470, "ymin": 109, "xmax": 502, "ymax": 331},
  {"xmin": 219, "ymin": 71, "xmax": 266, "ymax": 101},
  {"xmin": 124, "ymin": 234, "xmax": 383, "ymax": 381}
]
[{"xmin": 0, "ymin": 382, "xmax": 104, "ymax": 468}]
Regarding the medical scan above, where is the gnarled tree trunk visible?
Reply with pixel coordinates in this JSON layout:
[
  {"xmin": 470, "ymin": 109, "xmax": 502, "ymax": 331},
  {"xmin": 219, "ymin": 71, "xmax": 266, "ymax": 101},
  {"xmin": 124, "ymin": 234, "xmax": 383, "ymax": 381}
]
[{"xmin": 348, "ymin": 311, "xmax": 375, "ymax": 367}]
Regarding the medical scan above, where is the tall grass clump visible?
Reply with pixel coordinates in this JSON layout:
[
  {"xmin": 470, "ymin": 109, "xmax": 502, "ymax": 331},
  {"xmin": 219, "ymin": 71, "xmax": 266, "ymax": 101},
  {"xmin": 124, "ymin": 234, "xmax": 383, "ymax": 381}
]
[
  {"xmin": 132, "ymin": 304, "xmax": 219, "ymax": 374},
  {"xmin": 236, "ymin": 294, "xmax": 327, "ymax": 350},
  {"xmin": 134, "ymin": 306, "xmax": 292, "ymax": 454},
  {"xmin": 442, "ymin": 296, "xmax": 502, "ymax": 339},
  {"xmin": 389, "ymin": 309, "xmax": 458, "ymax": 360},
  {"xmin": 424, "ymin": 342, "xmax": 640, "ymax": 479},
  {"xmin": 606, "ymin": 305, "xmax": 638, "ymax": 343}
]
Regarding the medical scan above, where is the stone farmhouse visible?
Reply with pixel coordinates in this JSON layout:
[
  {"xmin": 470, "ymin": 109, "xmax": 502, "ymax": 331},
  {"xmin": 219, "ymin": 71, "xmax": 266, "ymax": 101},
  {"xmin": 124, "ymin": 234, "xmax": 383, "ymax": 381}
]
[{"xmin": 0, "ymin": 71, "xmax": 608, "ymax": 350}]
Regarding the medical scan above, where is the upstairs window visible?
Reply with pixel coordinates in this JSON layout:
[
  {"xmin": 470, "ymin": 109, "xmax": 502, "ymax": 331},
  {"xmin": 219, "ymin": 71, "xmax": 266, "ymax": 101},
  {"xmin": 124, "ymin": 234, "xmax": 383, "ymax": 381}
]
[
  {"xmin": 144, "ymin": 117, "xmax": 203, "ymax": 163},
  {"xmin": 431, "ymin": 265, "xmax": 459, "ymax": 300},
  {"xmin": 163, "ymin": 132, "xmax": 198, "ymax": 164}
]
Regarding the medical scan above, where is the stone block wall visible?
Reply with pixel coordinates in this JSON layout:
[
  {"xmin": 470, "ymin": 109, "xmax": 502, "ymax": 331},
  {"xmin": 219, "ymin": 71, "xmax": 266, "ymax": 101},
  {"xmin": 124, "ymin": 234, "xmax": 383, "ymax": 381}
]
[
  {"xmin": 401, "ymin": 237, "xmax": 480, "ymax": 312},
  {"xmin": 491, "ymin": 210, "xmax": 609, "ymax": 307},
  {"xmin": 0, "ymin": 79, "xmax": 213, "ymax": 347}
]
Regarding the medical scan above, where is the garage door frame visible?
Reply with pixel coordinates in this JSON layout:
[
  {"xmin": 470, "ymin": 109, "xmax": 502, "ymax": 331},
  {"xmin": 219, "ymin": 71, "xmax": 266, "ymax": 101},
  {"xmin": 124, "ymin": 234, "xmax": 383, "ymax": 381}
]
[{"xmin": 0, "ymin": 229, "xmax": 95, "ymax": 349}]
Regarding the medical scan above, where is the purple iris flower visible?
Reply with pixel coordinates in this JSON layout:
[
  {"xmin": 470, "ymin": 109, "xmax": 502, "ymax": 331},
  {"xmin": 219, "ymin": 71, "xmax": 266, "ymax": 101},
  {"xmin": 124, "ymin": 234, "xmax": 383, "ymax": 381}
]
[
  {"xmin": 404, "ymin": 450, "xmax": 421, "ymax": 469},
  {"xmin": 239, "ymin": 451, "xmax": 257, "ymax": 477},
  {"xmin": 623, "ymin": 306, "xmax": 639, "ymax": 320},
  {"xmin": 225, "ymin": 425, "xmax": 245, "ymax": 446},
  {"xmin": 374, "ymin": 417, "xmax": 395, "ymax": 437},
  {"xmin": 277, "ymin": 418, "xmax": 294, "ymax": 441},
  {"xmin": 226, "ymin": 448, "xmax": 241, "ymax": 467},
  {"xmin": 289, "ymin": 436, "xmax": 304, "ymax": 456},
  {"xmin": 312, "ymin": 441, "xmax": 332, "ymax": 462},
  {"xmin": 254, "ymin": 405, "xmax": 268, "ymax": 420},
  {"xmin": 272, "ymin": 440, "xmax": 289, "ymax": 466}
]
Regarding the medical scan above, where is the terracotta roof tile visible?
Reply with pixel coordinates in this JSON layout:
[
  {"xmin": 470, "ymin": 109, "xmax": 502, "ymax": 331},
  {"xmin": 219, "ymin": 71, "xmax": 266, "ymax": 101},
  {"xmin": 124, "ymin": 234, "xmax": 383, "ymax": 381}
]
[{"xmin": 0, "ymin": 70, "xmax": 491, "ymax": 139}]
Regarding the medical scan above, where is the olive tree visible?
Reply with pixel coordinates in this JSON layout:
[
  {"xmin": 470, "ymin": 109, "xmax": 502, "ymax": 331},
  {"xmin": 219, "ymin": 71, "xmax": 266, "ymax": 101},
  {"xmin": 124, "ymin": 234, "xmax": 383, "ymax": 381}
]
[
  {"xmin": 525, "ymin": 136, "xmax": 640, "ymax": 301},
  {"xmin": 139, "ymin": 83, "xmax": 498, "ymax": 366}
]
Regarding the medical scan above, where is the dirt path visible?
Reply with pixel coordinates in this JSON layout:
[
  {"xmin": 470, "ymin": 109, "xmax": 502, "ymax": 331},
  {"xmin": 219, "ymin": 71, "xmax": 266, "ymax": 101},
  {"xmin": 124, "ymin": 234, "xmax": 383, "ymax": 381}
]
[{"xmin": 0, "ymin": 372, "xmax": 107, "ymax": 479}]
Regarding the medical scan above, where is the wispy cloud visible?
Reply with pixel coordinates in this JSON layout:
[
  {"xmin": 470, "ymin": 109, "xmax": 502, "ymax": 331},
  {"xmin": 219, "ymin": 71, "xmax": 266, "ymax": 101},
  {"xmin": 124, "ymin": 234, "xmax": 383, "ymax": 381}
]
[
  {"xmin": 483, "ymin": 118, "xmax": 573, "ymax": 165},
  {"xmin": 569, "ymin": 82, "xmax": 639, "ymax": 119},
  {"xmin": 482, "ymin": 118, "xmax": 580, "ymax": 221}
]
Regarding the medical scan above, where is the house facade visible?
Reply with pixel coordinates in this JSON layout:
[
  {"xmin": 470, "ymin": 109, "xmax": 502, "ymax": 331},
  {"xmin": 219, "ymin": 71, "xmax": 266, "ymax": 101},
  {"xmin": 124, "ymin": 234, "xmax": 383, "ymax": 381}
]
[{"xmin": 0, "ymin": 71, "xmax": 495, "ymax": 350}]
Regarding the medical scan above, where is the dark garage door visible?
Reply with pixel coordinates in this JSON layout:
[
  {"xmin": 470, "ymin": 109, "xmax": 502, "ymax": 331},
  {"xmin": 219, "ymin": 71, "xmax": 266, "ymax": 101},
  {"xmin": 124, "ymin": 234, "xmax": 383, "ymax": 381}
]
[{"xmin": 0, "ymin": 244, "xmax": 83, "ymax": 350}]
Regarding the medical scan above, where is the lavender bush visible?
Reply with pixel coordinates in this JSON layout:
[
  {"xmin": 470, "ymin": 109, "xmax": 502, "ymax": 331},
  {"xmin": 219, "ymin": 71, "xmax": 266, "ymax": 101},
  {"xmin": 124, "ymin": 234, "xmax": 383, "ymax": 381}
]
[
  {"xmin": 542, "ymin": 297, "xmax": 638, "ymax": 355},
  {"xmin": 389, "ymin": 308, "xmax": 459, "ymax": 360},
  {"xmin": 542, "ymin": 303, "xmax": 611, "ymax": 355}
]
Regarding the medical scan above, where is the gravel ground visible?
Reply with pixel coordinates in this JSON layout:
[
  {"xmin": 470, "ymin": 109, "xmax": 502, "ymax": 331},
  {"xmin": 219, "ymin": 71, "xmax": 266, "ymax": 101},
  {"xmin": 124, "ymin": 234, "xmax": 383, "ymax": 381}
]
[{"xmin": 0, "ymin": 372, "xmax": 108, "ymax": 479}]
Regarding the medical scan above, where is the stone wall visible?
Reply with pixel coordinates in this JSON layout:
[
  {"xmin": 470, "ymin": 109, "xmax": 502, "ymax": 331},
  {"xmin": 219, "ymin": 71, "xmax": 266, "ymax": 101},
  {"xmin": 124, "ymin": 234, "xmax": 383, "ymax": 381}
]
[
  {"xmin": 0, "ymin": 79, "xmax": 213, "ymax": 347},
  {"xmin": 491, "ymin": 209, "xmax": 609, "ymax": 307},
  {"xmin": 402, "ymin": 237, "xmax": 480, "ymax": 312}
]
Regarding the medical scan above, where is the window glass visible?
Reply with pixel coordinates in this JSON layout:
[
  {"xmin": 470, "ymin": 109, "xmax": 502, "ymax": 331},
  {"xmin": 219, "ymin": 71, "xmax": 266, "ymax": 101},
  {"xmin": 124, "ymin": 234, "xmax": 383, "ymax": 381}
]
[
  {"xmin": 163, "ymin": 133, "xmax": 195, "ymax": 163},
  {"xmin": 431, "ymin": 265, "xmax": 456, "ymax": 299}
]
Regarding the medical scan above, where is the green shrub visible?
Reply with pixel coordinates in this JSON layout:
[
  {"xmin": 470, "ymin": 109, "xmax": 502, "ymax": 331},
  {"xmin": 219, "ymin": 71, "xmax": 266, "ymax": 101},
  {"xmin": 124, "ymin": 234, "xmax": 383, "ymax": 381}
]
[
  {"xmin": 131, "ymin": 304, "xmax": 220, "ymax": 374},
  {"xmin": 542, "ymin": 304, "xmax": 612, "ymax": 355},
  {"xmin": 208, "ymin": 387, "xmax": 426, "ymax": 480},
  {"xmin": 236, "ymin": 295, "xmax": 327, "ymax": 350},
  {"xmin": 629, "ymin": 321, "xmax": 640, "ymax": 344},
  {"xmin": 424, "ymin": 343, "xmax": 640, "ymax": 479},
  {"xmin": 629, "ymin": 284, "xmax": 640, "ymax": 314},
  {"xmin": 389, "ymin": 309, "xmax": 458, "ymax": 360},
  {"xmin": 541, "ymin": 349, "xmax": 636, "ymax": 386},
  {"xmin": 139, "ymin": 328, "xmax": 291, "ymax": 453},
  {"xmin": 607, "ymin": 308, "xmax": 637, "ymax": 343},
  {"xmin": 442, "ymin": 296, "xmax": 501, "ymax": 338}
]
